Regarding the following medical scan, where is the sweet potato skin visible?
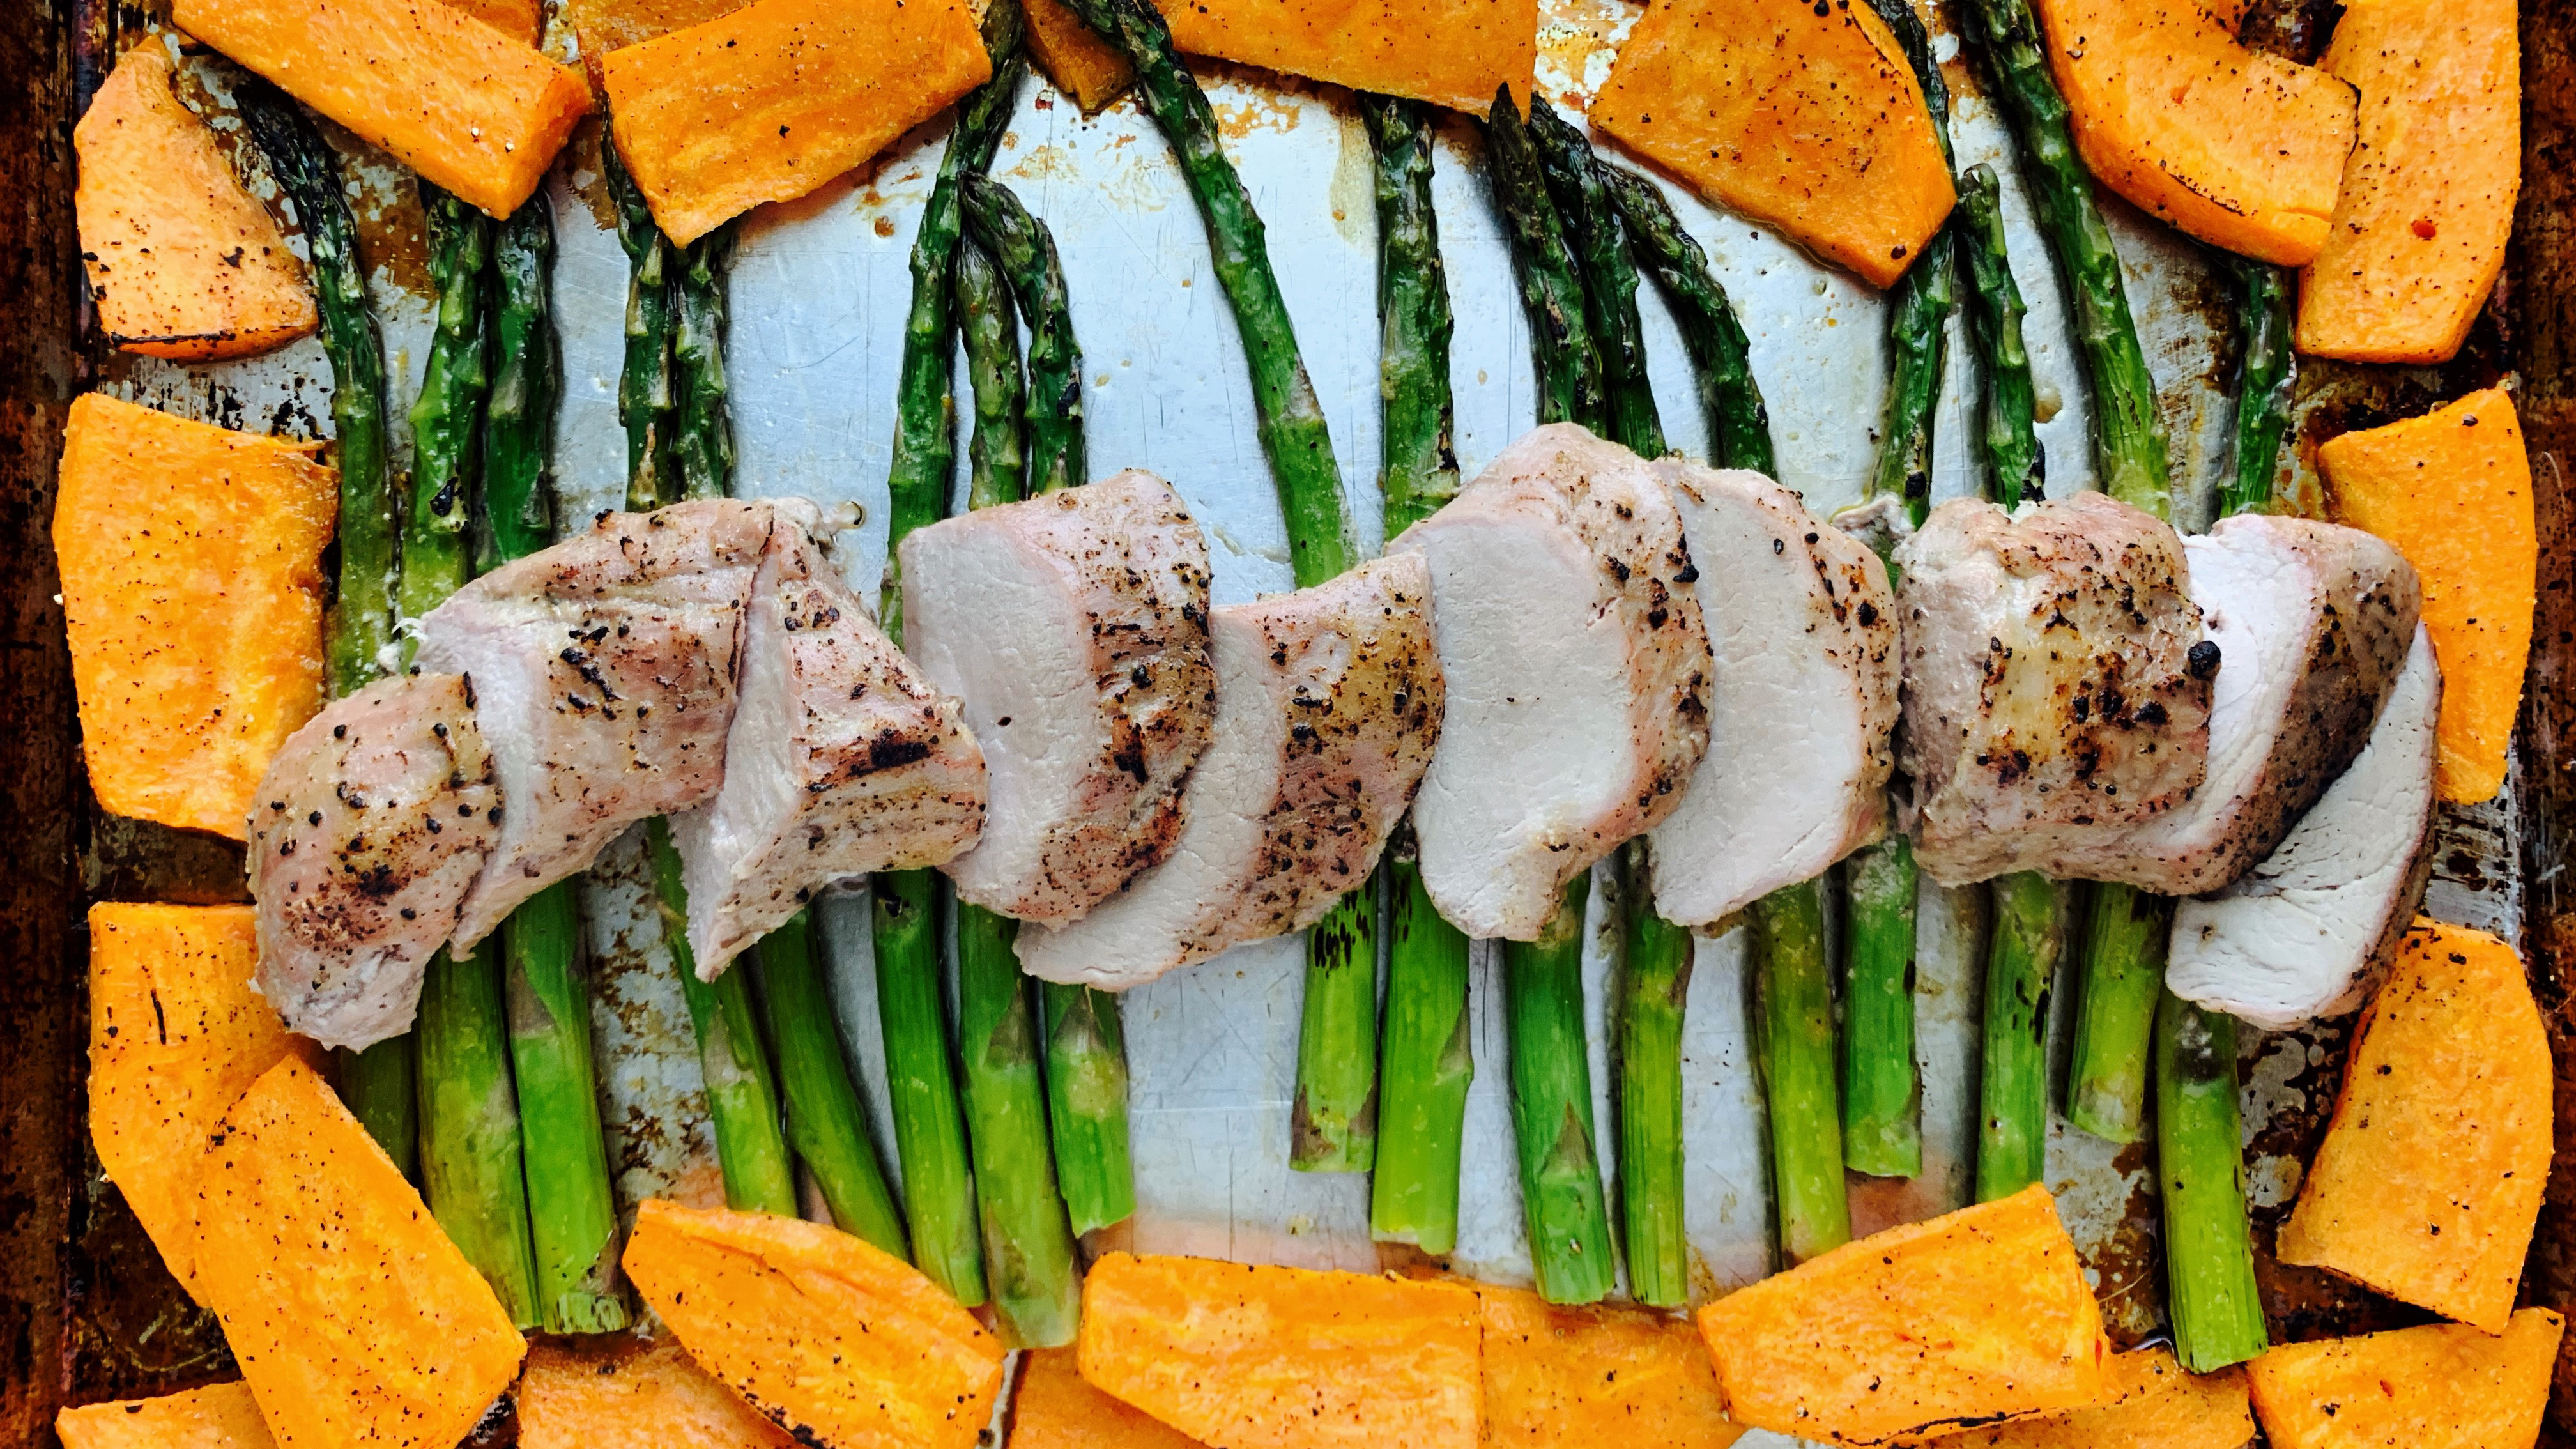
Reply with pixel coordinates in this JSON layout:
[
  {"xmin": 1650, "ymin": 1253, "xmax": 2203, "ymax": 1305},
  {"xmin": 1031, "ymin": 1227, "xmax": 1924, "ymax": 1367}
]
[
  {"xmin": 2277, "ymin": 919, "xmax": 2550, "ymax": 1331},
  {"xmin": 2244, "ymin": 1308, "xmax": 2563, "ymax": 1449},
  {"xmin": 1919, "ymin": 1349, "xmax": 2253, "ymax": 1449},
  {"xmin": 87, "ymin": 903, "xmax": 319, "ymax": 1293},
  {"xmin": 1695, "ymin": 1185, "xmax": 2113, "ymax": 1446},
  {"xmin": 55, "ymin": 393, "xmax": 335, "ymax": 838},
  {"xmin": 192, "ymin": 1056, "xmax": 526, "ymax": 1449},
  {"xmin": 56, "ymin": 1381, "xmax": 277, "ymax": 1449},
  {"xmin": 1476, "ymin": 1285, "xmax": 1744, "ymax": 1448},
  {"xmin": 171, "ymin": 0, "xmax": 590, "ymax": 218},
  {"xmin": 1591, "ymin": 0, "xmax": 1954, "ymax": 289},
  {"xmin": 2296, "ymin": 0, "xmax": 2518, "ymax": 363},
  {"xmin": 1011, "ymin": 1348, "xmax": 1208, "ymax": 1449},
  {"xmin": 1025, "ymin": 0, "xmax": 1135, "ymax": 114},
  {"xmin": 2318, "ymin": 387, "xmax": 2536, "ymax": 803},
  {"xmin": 1160, "ymin": 0, "xmax": 1534, "ymax": 118},
  {"xmin": 75, "ymin": 47, "xmax": 315, "ymax": 360},
  {"xmin": 2033, "ymin": 0, "xmax": 2354, "ymax": 266},
  {"xmin": 519, "ymin": 1338, "xmax": 799, "ymax": 1449},
  {"xmin": 1077, "ymin": 1252, "xmax": 1483, "ymax": 1449},
  {"xmin": 602, "ymin": 0, "xmax": 991, "ymax": 246},
  {"xmin": 622, "ymin": 1199, "xmax": 1006, "ymax": 1449}
]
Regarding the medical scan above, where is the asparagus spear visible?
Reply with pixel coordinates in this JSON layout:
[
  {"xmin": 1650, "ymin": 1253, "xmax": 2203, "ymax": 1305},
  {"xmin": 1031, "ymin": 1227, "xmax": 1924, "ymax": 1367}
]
[
  {"xmin": 601, "ymin": 132, "xmax": 680, "ymax": 514},
  {"xmin": 1363, "ymin": 96, "xmax": 1462, "ymax": 535},
  {"xmin": 757, "ymin": 911, "xmax": 909, "ymax": 1255},
  {"xmin": 647, "ymin": 818, "xmax": 799, "ymax": 1216},
  {"xmin": 1863, "ymin": 0, "xmax": 1957, "ymax": 525},
  {"xmin": 1600, "ymin": 167, "xmax": 1773, "ymax": 475},
  {"xmin": 955, "ymin": 240, "xmax": 1028, "ymax": 512},
  {"xmin": 1616, "ymin": 845, "xmax": 1694, "ymax": 1305},
  {"xmin": 1292, "ymin": 884, "xmax": 1380, "ymax": 1172},
  {"xmin": 236, "ymin": 84, "xmax": 413, "ymax": 1177},
  {"xmin": 1528, "ymin": 96, "xmax": 1662, "ymax": 457},
  {"xmin": 2066, "ymin": 884, "xmax": 2170, "ymax": 1142},
  {"xmin": 2154, "ymin": 990, "xmax": 2268, "ymax": 1370},
  {"xmin": 1504, "ymin": 876, "xmax": 1616, "ymax": 1303},
  {"xmin": 670, "ymin": 222, "xmax": 737, "ymax": 502},
  {"xmin": 1975, "ymin": 871, "xmax": 2067, "ymax": 1201},
  {"xmin": 1953, "ymin": 165, "xmax": 2047, "ymax": 504},
  {"xmin": 482, "ymin": 194, "xmax": 562, "ymax": 569},
  {"xmin": 398, "ymin": 185, "xmax": 491, "ymax": 638},
  {"xmin": 1839, "ymin": 836, "xmax": 1922, "ymax": 1179},
  {"xmin": 963, "ymin": 174, "xmax": 1087, "ymax": 496},
  {"xmin": 1485, "ymin": 87, "xmax": 1606, "ymax": 436},
  {"xmin": 1751, "ymin": 880, "xmax": 1851, "ymax": 1264},
  {"xmin": 2223, "ymin": 262, "xmax": 2295, "ymax": 519}
]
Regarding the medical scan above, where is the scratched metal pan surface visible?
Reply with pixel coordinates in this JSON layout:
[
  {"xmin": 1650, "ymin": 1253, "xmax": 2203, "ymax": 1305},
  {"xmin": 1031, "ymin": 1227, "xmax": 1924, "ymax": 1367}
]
[{"xmin": 69, "ymin": 0, "xmax": 2525, "ymax": 1437}]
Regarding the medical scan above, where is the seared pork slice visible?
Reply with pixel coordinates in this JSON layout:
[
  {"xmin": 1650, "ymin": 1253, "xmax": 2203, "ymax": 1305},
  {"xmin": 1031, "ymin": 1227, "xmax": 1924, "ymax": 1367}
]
[
  {"xmin": 900, "ymin": 471, "xmax": 1215, "ymax": 924},
  {"xmin": 2102, "ymin": 516, "xmax": 2420, "ymax": 893},
  {"xmin": 1646, "ymin": 463, "xmax": 1899, "ymax": 928},
  {"xmin": 671, "ymin": 502, "xmax": 986, "ymax": 978},
  {"xmin": 1016, "ymin": 555, "xmax": 1444, "ymax": 987},
  {"xmin": 418, "ymin": 500, "xmax": 770, "ymax": 950},
  {"xmin": 246, "ymin": 674, "xmax": 501, "ymax": 1050},
  {"xmin": 2168, "ymin": 625, "xmax": 2441, "ymax": 1029},
  {"xmin": 1394, "ymin": 424, "xmax": 1710, "ymax": 940},
  {"xmin": 1896, "ymin": 493, "xmax": 2214, "ymax": 885}
]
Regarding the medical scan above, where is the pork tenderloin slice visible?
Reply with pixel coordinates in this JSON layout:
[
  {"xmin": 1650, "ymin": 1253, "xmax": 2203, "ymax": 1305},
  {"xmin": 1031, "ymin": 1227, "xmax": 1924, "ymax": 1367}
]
[
  {"xmin": 1016, "ymin": 554, "xmax": 1445, "ymax": 988},
  {"xmin": 1896, "ymin": 492, "xmax": 2214, "ymax": 885},
  {"xmin": 1646, "ymin": 462, "xmax": 1899, "ymax": 928},
  {"xmin": 417, "ymin": 499, "xmax": 770, "ymax": 950},
  {"xmin": 900, "ymin": 470, "xmax": 1216, "ymax": 924},
  {"xmin": 2102, "ymin": 516, "xmax": 2420, "ymax": 893},
  {"xmin": 2168, "ymin": 624, "xmax": 2441, "ymax": 1030},
  {"xmin": 671, "ymin": 502, "xmax": 986, "ymax": 979},
  {"xmin": 1394, "ymin": 423, "xmax": 1710, "ymax": 940},
  {"xmin": 245, "ymin": 673, "xmax": 501, "ymax": 1050}
]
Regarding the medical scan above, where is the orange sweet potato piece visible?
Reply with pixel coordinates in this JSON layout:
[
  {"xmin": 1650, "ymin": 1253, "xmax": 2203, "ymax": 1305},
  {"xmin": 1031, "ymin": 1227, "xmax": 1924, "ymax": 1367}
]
[
  {"xmin": 1696, "ymin": 1184, "xmax": 2113, "ymax": 1446},
  {"xmin": 519, "ymin": 1337, "xmax": 797, "ymax": 1449},
  {"xmin": 1077, "ymin": 1252, "xmax": 1483, "ymax": 1449},
  {"xmin": 1160, "ymin": 0, "xmax": 1534, "ymax": 118},
  {"xmin": 55, "ymin": 393, "xmax": 335, "ymax": 838},
  {"xmin": 565, "ymin": 0, "xmax": 746, "ymax": 91},
  {"xmin": 192, "ymin": 1056, "xmax": 526, "ymax": 1449},
  {"xmin": 75, "ymin": 47, "xmax": 315, "ymax": 361},
  {"xmin": 1920, "ymin": 1348, "xmax": 2253, "ymax": 1449},
  {"xmin": 1011, "ymin": 1348, "xmax": 1208, "ymax": 1449},
  {"xmin": 1027, "ymin": 0, "xmax": 1135, "ymax": 114},
  {"xmin": 1476, "ymin": 1285, "xmax": 1744, "ymax": 1448},
  {"xmin": 2317, "ymin": 387, "xmax": 2535, "ymax": 803},
  {"xmin": 88, "ymin": 903, "xmax": 319, "ymax": 1293},
  {"xmin": 602, "ymin": 0, "xmax": 991, "ymax": 246},
  {"xmin": 172, "ymin": 0, "xmax": 591, "ymax": 218},
  {"xmin": 2296, "ymin": 0, "xmax": 2518, "ymax": 362},
  {"xmin": 2276, "ymin": 919, "xmax": 2549, "ymax": 1331},
  {"xmin": 622, "ymin": 1199, "xmax": 1006, "ymax": 1449},
  {"xmin": 1591, "ymin": 0, "xmax": 1953, "ymax": 289},
  {"xmin": 444, "ymin": 0, "xmax": 544, "ymax": 45},
  {"xmin": 2032, "ymin": 0, "xmax": 2354, "ymax": 266},
  {"xmin": 57, "ymin": 1381, "xmax": 277, "ymax": 1449},
  {"xmin": 2244, "ymin": 1308, "xmax": 2563, "ymax": 1449}
]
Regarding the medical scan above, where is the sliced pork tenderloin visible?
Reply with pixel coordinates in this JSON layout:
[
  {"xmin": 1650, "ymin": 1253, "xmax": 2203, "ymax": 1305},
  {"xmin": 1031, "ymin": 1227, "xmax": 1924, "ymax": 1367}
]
[
  {"xmin": 2100, "ymin": 516, "xmax": 2420, "ymax": 893},
  {"xmin": 417, "ymin": 499, "xmax": 769, "ymax": 951},
  {"xmin": 670, "ymin": 502, "xmax": 986, "ymax": 978},
  {"xmin": 1016, "ymin": 554, "xmax": 1443, "ymax": 988},
  {"xmin": 900, "ymin": 470, "xmax": 1215, "ymax": 924},
  {"xmin": 2167, "ymin": 625, "xmax": 2441, "ymax": 1030},
  {"xmin": 1896, "ymin": 493, "xmax": 2214, "ymax": 885},
  {"xmin": 1646, "ymin": 462, "xmax": 1899, "ymax": 928},
  {"xmin": 245, "ymin": 673, "xmax": 500, "ymax": 1050},
  {"xmin": 1394, "ymin": 424, "xmax": 1710, "ymax": 940}
]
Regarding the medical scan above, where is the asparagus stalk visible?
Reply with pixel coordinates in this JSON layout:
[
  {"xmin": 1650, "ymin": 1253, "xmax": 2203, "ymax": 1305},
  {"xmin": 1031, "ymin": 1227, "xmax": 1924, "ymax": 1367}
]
[
  {"xmin": 482, "ymin": 194, "xmax": 562, "ymax": 569},
  {"xmin": 2154, "ymin": 990, "xmax": 2268, "ymax": 1370},
  {"xmin": 1953, "ymin": 165, "xmax": 2047, "ymax": 504},
  {"xmin": 646, "ymin": 818, "xmax": 799, "ymax": 1216},
  {"xmin": 2065, "ymin": 884, "xmax": 2170, "ymax": 1142},
  {"xmin": 237, "ymin": 86, "xmax": 416, "ymax": 1176},
  {"xmin": 1503, "ymin": 876, "xmax": 1616, "ymax": 1303},
  {"xmin": 963, "ymin": 174, "xmax": 1087, "ymax": 496},
  {"xmin": 1975, "ymin": 871, "xmax": 2066, "ymax": 1201},
  {"xmin": 1751, "ymin": 880, "xmax": 1851, "ymax": 1264},
  {"xmin": 954, "ymin": 239, "xmax": 1028, "ymax": 512},
  {"xmin": 954, "ymin": 910, "xmax": 1084, "ymax": 1346},
  {"xmin": 1839, "ymin": 836, "xmax": 1922, "ymax": 1179},
  {"xmin": 670, "ymin": 223, "xmax": 737, "ymax": 502},
  {"xmin": 398, "ymin": 185, "xmax": 490, "ymax": 636},
  {"xmin": 756, "ymin": 911, "xmax": 909, "ymax": 1255},
  {"xmin": 1616, "ymin": 843, "xmax": 1694, "ymax": 1305},
  {"xmin": 1864, "ymin": 0, "xmax": 1956, "ymax": 523},
  {"xmin": 1600, "ymin": 167, "xmax": 1774, "ymax": 475},
  {"xmin": 1293, "ymin": 885, "xmax": 1381, "ymax": 1172},
  {"xmin": 601, "ymin": 132, "xmax": 680, "ymax": 514},
  {"xmin": 1362, "ymin": 95, "xmax": 1462, "ymax": 535},
  {"xmin": 1485, "ymin": 87, "xmax": 1606, "ymax": 435},
  {"xmin": 1528, "ymin": 97, "xmax": 1663, "ymax": 457},
  {"xmin": 2224, "ymin": 263, "xmax": 2295, "ymax": 518}
]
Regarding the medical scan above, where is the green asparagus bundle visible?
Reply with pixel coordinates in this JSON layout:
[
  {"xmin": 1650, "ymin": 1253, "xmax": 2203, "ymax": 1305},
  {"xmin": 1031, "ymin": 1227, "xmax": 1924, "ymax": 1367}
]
[
  {"xmin": 1486, "ymin": 87, "xmax": 1606, "ymax": 437},
  {"xmin": 1505, "ymin": 878, "xmax": 1616, "ymax": 1303},
  {"xmin": 1600, "ymin": 167, "xmax": 1773, "ymax": 475}
]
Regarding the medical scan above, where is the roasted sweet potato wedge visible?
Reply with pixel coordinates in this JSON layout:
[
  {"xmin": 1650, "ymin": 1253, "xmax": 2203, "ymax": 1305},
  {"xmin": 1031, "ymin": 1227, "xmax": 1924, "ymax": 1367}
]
[
  {"xmin": 2245, "ymin": 1308, "xmax": 2563, "ymax": 1449},
  {"xmin": 565, "ymin": 0, "xmax": 745, "ymax": 91},
  {"xmin": 54, "ymin": 393, "xmax": 335, "ymax": 838},
  {"xmin": 602, "ymin": 0, "xmax": 990, "ymax": 246},
  {"xmin": 2278, "ymin": 919, "xmax": 2550, "ymax": 1331},
  {"xmin": 1696, "ymin": 1185, "xmax": 2113, "ymax": 1445},
  {"xmin": 1160, "ymin": 0, "xmax": 1534, "ymax": 118},
  {"xmin": 622, "ymin": 1200, "xmax": 1006, "ymax": 1449},
  {"xmin": 1591, "ymin": 0, "xmax": 1954, "ymax": 288},
  {"xmin": 87, "ymin": 903, "xmax": 318, "ymax": 1293},
  {"xmin": 1476, "ymin": 1284, "xmax": 1744, "ymax": 1448},
  {"xmin": 1077, "ymin": 1252, "xmax": 1483, "ymax": 1449},
  {"xmin": 2319, "ymin": 388, "xmax": 2536, "ymax": 804},
  {"xmin": 1011, "ymin": 1347, "xmax": 1208, "ymax": 1449},
  {"xmin": 193, "ymin": 1057, "xmax": 526, "ymax": 1449},
  {"xmin": 519, "ymin": 1337, "xmax": 797, "ymax": 1449},
  {"xmin": 56, "ymin": 1381, "xmax": 277, "ymax": 1449},
  {"xmin": 445, "ymin": 0, "xmax": 544, "ymax": 45},
  {"xmin": 1025, "ymin": 0, "xmax": 1134, "ymax": 113},
  {"xmin": 1920, "ymin": 1348, "xmax": 2253, "ymax": 1449}
]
